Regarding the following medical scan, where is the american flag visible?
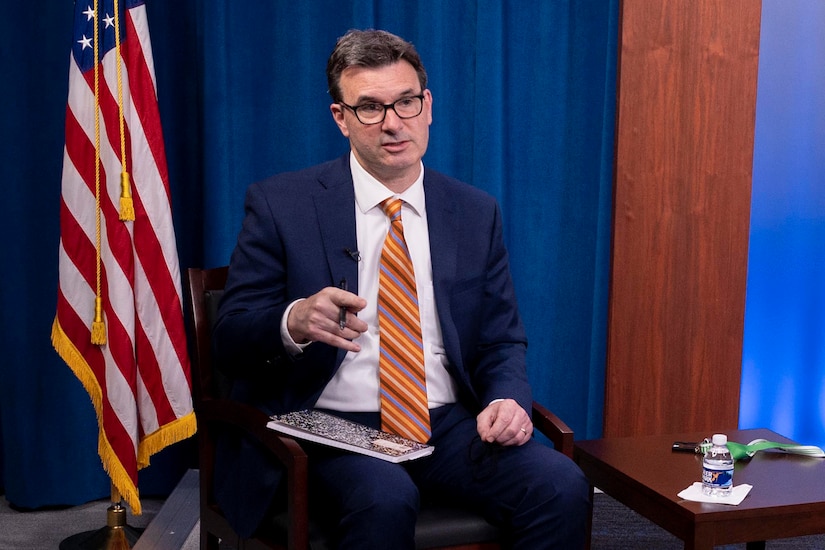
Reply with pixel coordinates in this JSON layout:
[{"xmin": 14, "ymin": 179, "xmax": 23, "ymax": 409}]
[{"xmin": 51, "ymin": 0, "xmax": 195, "ymax": 514}]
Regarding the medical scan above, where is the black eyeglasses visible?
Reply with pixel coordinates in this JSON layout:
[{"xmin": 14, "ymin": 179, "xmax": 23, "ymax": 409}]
[{"xmin": 340, "ymin": 94, "xmax": 425, "ymax": 125}]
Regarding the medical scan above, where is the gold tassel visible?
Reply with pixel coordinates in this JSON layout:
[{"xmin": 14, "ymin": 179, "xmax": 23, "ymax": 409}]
[
  {"xmin": 91, "ymin": 296, "xmax": 107, "ymax": 345},
  {"xmin": 119, "ymin": 171, "xmax": 135, "ymax": 221}
]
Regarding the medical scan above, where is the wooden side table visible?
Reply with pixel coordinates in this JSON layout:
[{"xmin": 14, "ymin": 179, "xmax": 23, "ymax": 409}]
[{"xmin": 575, "ymin": 428, "xmax": 825, "ymax": 550}]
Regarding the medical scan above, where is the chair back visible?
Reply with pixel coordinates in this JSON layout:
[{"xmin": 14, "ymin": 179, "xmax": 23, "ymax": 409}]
[
  {"xmin": 186, "ymin": 266, "xmax": 285, "ymax": 548},
  {"xmin": 185, "ymin": 266, "xmax": 230, "ymax": 404}
]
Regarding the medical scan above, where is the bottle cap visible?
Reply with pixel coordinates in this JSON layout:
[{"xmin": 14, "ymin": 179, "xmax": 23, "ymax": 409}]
[{"xmin": 712, "ymin": 433, "xmax": 727, "ymax": 445}]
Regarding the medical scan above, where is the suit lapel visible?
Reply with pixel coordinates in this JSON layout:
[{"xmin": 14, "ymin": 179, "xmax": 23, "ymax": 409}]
[
  {"xmin": 423, "ymin": 173, "xmax": 462, "ymax": 368},
  {"xmin": 425, "ymin": 177, "xmax": 458, "ymax": 293},
  {"xmin": 314, "ymin": 158, "xmax": 360, "ymax": 294},
  {"xmin": 313, "ymin": 158, "xmax": 359, "ymax": 366}
]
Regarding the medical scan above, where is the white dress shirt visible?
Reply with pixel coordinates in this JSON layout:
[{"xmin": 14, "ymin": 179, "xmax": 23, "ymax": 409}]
[{"xmin": 286, "ymin": 152, "xmax": 458, "ymax": 411}]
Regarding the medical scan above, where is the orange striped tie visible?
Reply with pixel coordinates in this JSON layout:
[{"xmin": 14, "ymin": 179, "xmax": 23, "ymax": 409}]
[{"xmin": 377, "ymin": 198, "xmax": 431, "ymax": 443}]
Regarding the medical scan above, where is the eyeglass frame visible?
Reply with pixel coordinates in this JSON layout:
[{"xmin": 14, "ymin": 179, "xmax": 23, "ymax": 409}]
[{"xmin": 338, "ymin": 94, "xmax": 426, "ymax": 125}]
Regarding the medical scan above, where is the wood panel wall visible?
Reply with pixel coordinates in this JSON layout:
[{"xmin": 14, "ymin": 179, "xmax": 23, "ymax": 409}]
[{"xmin": 604, "ymin": 0, "xmax": 763, "ymax": 437}]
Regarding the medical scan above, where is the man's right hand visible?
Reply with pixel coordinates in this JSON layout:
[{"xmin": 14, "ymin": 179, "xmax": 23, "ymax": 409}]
[{"xmin": 287, "ymin": 286, "xmax": 367, "ymax": 352}]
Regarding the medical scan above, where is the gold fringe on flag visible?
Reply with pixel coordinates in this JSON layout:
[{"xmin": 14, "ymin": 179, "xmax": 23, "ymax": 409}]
[
  {"xmin": 52, "ymin": 317, "xmax": 198, "ymax": 516},
  {"xmin": 137, "ymin": 413, "xmax": 198, "ymax": 469},
  {"xmin": 51, "ymin": 317, "xmax": 138, "ymax": 513}
]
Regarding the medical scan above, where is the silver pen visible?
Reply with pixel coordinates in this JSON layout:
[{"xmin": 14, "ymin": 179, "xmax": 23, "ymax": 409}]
[{"xmin": 338, "ymin": 278, "xmax": 347, "ymax": 330}]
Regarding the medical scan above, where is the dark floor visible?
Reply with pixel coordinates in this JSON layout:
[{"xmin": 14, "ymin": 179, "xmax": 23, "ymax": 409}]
[{"xmin": 2, "ymin": 488, "xmax": 824, "ymax": 549}]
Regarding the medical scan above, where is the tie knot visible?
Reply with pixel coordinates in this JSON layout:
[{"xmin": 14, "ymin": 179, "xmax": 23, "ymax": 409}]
[{"xmin": 380, "ymin": 198, "xmax": 403, "ymax": 222}]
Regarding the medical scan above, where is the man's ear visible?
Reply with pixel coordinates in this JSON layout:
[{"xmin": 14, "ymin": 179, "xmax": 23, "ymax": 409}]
[
  {"xmin": 330, "ymin": 103, "xmax": 350, "ymax": 138},
  {"xmin": 424, "ymin": 89, "xmax": 433, "ymax": 126}
]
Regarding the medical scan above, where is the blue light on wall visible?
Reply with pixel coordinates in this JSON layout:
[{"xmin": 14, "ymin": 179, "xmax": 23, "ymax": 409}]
[{"xmin": 740, "ymin": 0, "xmax": 825, "ymax": 447}]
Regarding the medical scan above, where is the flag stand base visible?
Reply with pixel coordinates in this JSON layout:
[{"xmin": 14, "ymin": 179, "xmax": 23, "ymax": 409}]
[{"xmin": 58, "ymin": 502, "xmax": 142, "ymax": 550}]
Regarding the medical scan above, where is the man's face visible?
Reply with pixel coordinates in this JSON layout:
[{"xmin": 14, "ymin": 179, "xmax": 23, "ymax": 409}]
[{"xmin": 330, "ymin": 61, "xmax": 433, "ymax": 191}]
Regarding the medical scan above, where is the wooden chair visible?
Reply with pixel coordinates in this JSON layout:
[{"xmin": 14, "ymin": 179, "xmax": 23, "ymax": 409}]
[{"xmin": 184, "ymin": 266, "xmax": 575, "ymax": 550}]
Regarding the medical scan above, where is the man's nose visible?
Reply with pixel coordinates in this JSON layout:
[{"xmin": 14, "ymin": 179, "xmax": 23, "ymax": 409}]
[{"xmin": 381, "ymin": 106, "xmax": 404, "ymax": 129}]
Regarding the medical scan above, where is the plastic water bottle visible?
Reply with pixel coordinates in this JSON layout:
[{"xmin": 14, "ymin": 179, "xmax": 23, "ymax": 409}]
[{"xmin": 702, "ymin": 433, "xmax": 734, "ymax": 497}]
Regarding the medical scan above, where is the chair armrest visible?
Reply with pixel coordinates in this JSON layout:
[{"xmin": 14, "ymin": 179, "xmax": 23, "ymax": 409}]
[
  {"xmin": 531, "ymin": 401, "xmax": 575, "ymax": 459},
  {"xmin": 198, "ymin": 399, "xmax": 309, "ymax": 550},
  {"xmin": 198, "ymin": 399, "xmax": 306, "ymax": 465}
]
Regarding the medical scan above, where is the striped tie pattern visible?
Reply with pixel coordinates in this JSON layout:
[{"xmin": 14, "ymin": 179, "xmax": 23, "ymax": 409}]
[{"xmin": 378, "ymin": 198, "xmax": 431, "ymax": 443}]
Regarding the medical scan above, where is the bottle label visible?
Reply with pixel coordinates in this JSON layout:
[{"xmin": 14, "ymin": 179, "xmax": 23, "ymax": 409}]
[{"xmin": 702, "ymin": 466, "xmax": 733, "ymax": 488}]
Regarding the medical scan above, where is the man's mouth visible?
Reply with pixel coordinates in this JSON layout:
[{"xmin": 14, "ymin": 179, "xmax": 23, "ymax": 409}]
[{"xmin": 382, "ymin": 140, "xmax": 409, "ymax": 151}]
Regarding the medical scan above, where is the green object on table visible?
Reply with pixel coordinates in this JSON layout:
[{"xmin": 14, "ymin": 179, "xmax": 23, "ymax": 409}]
[{"xmin": 727, "ymin": 438, "xmax": 825, "ymax": 461}]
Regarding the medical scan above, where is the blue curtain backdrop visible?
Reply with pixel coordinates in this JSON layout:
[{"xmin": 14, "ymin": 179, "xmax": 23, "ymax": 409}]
[
  {"xmin": 0, "ymin": 1, "xmax": 617, "ymax": 507},
  {"xmin": 740, "ymin": 0, "xmax": 825, "ymax": 448}
]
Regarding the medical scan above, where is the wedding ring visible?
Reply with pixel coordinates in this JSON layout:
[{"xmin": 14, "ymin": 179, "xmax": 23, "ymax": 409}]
[{"xmin": 520, "ymin": 427, "xmax": 527, "ymax": 434}]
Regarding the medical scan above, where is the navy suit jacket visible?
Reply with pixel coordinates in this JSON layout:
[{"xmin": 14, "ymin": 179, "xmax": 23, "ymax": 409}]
[{"xmin": 212, "ymin": 154, "xmax": 531, "ymax": 536}]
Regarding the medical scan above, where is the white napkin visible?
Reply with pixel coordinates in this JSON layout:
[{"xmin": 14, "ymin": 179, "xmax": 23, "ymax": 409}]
[{"xmin": 677, "ymin": 482, "xmax": 752, "ymax": 505}]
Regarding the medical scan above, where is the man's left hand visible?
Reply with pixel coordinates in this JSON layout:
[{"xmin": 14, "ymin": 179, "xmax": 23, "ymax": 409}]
[{"xmin": 476, "ymin": 399, "xmax": 533, "ymax": 446}]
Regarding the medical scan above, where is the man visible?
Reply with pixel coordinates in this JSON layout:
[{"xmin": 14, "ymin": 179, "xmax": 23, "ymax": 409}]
[{"xmin": 213, "ymin": 29, "xmax": 589, "ymax": 549}]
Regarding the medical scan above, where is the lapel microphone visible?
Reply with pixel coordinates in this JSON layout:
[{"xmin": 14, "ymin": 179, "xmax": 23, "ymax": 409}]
[{"xmin": 344, "ymin": 248, "xmax": 361, "ymax": 262}]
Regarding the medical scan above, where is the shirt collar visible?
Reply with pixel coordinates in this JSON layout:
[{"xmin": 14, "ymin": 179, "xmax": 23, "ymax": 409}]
[{"xmin": 350, "ymin": 152, "xmax": 425, "ymax": 218}]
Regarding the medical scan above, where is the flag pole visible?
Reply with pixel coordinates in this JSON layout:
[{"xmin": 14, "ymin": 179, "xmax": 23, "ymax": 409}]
[{"xmin": 58, "ymin": 483, "xmax": 141, "ymax": 550}]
